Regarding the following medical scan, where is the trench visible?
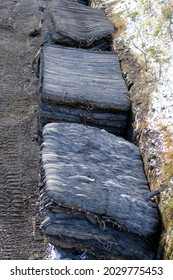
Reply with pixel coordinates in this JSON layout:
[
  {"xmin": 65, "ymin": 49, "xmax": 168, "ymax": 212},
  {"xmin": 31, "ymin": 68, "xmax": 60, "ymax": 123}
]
[
  {"xmin": 0, "ymin": 0, "xmax": 161, "ymax": 260},
  {"xmin": 35, "ymin": 1, "xmax": 162, "ymax": 259}
]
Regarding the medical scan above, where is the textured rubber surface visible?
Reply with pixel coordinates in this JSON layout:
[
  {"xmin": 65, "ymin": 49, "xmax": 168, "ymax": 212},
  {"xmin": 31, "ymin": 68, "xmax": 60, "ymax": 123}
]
[{"xmin": 40, "ymin": 123, "xmax": 159, "ymax": 259}]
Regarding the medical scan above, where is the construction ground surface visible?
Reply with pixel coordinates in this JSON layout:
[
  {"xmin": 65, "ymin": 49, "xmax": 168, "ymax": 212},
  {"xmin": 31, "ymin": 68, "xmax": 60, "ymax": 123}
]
[{"xmin": 0, "ymin": 0, "xmax": 45, "ymax": 259}]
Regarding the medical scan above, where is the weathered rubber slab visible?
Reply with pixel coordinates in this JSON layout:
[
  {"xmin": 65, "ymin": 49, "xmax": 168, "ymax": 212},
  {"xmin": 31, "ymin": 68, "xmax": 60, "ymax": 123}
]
[
  {"xmin": 44, "ymin": 0, "xmax": 114, "ymax": 46},
  {"xmin": 42, "ymin": 45, "xmax": 130, "ymax": 110},
  {"xmin": 41, "ymin": 210, "xmax": 157, "ymax": 260},
  {"xmin": 41, "ymin": 9, "xmax": 111, "ymax": 49},
  {"xmin": 40, "ymin": 45, "xmax": 130, "ymax": 135},
  {"xmin": 39, "ymin": 123, "xmax": 159, "ymax": 259},
  {"xmin": 40, "ymin": 102, "xmax": 127, "ymax": 136}
]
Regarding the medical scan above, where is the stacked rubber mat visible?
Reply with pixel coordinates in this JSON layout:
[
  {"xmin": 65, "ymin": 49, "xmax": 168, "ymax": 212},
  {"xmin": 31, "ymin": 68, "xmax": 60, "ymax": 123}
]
[
  {"xmin": 41, "ymin": 0, "xmax": 114, "ymax": 50},
  {"xmin": 39, "ymin": 45, "xmax": 130, "ymax": 136},
  {"xmin": 38, "ymin": 0, "xmax": 159, "ymax": 259},
  {"xmin": 40, "ymin": 123, "xmax": 159, "ymax": 259},
  {"xmin": 39, "ymin": 0, "xmax": 130, "ymax": 136}
]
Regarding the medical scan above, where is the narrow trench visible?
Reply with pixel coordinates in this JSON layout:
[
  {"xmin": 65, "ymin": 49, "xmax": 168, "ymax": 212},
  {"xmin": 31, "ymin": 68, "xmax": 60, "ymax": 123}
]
[
  {"xmin": 38, "ymin": 0, "xmax": 161, "ymax": 260},
  {"xmin": 95, "ymin": 0, "xmax": 162, "ymax": 258},
  {"xmin": 103, "ymin": 9, "xmax": 162, "ymax": 259}
]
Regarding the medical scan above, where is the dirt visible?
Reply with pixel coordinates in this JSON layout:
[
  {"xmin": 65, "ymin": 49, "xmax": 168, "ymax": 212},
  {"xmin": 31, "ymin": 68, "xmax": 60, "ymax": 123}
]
[{"xmin": 0, "ymin": 0, "xmax": 45, "ymax": 259}]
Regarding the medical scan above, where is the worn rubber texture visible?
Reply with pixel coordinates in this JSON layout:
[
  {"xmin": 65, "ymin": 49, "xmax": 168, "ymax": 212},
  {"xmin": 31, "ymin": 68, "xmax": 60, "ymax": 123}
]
[{"xmin": 40, "ymin": 123, "xmax": 159, "ymax": 259}]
